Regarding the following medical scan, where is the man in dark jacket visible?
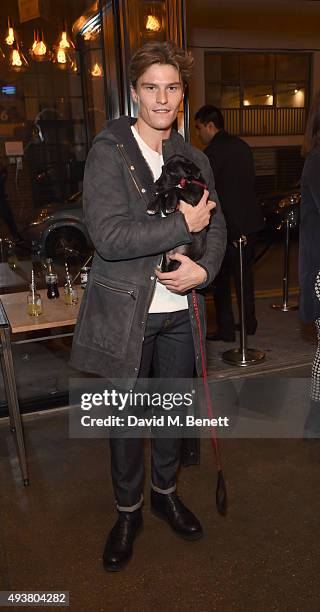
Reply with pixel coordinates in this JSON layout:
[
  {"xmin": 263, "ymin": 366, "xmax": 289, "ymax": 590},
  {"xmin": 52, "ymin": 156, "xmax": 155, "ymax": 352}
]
[
  {"xmin": 195, "ymin": 105, "xmax": 264, "ymax": 341},
  {"xmin": 71, "ymin": 44, "xmax": 226, "ymax": 571},
  {"xmin": 0, "ymin": 159, "xmax": 21, "ymax": 241}
]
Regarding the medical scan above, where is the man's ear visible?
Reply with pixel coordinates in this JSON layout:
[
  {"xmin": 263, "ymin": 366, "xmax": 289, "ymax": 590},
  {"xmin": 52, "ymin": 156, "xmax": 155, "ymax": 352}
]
[{"xmin": 131, "ymin": 85, "xmax": 138, "ymax": 104}]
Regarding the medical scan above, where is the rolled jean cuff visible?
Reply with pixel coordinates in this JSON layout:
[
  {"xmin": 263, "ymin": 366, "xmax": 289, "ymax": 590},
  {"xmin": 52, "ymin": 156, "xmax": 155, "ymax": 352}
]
[
  {"xmin": 116, "ymin": 494, "xmax": 143, "ymax": 512},
  {"xmin": 151, "ymin": 482, "xmax": 176, "ymax": 495}
]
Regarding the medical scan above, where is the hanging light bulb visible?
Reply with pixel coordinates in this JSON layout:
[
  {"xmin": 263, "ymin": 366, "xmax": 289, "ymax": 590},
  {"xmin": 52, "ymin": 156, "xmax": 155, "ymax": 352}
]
[
  {"xmin": 59, "ymin": 31, "xmax": 71, "ymax": 49},
  {"xmin": 30, "ymin": 30, "xmax": 51, "ymax": 62},
  {"xmin": 145, "ymin": 15, "xmax": 161, "ymax": 32},
  {"xmin": 53, "ymin": 20, "xmax": 75, "ymax": 70},
  {"xmin": 5, "ymin": 18, "xmax": 15, "ymax": 46},
  {"xmin": 91, "ymin": 62, "xmax": 103, "ymax": 78},
  {"xmin": 57, "ymin": 48, "xmax": 67, "ymax": 64},
  {"xmin": 56, "ymin": 20, "xmax": 75, "ymax": 50},
  {"xmin": 8, "ymin": 40, "xmax": 29, "ymax": 72},
  {"xmin": 31, "ymin": 29, "xmax": 38, "ymax": 52}
]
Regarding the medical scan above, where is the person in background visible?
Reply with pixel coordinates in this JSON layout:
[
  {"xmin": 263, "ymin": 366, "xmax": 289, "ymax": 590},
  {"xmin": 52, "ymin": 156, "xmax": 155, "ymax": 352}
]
[
  {"xmin": 299, "ymin": 91, "xmax": 320, "ymax": 437},
  {"xmin": 0, "ymin": 158, "xmax": 22, "ymax": 242},
  {"xmin": 195, "ymin": 105, "xmax": 265, "ymax": 342}
]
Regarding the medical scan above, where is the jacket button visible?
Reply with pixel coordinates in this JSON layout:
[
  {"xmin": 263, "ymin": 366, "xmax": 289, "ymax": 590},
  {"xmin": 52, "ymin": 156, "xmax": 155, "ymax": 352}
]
[
  {"xmin": 141, "ymin": 188, "xmax": 146, "ymax": 193},
  {"xmin": 134, "ymin": 367, "xmax": 138, "ymax": 372},
  {"xmin": 130, "ymin": 165, "xmax": 135, "ymax": 170},
  {"xmin": 150, "ymin": 275, "xmax": 155, "ymax": 280}
]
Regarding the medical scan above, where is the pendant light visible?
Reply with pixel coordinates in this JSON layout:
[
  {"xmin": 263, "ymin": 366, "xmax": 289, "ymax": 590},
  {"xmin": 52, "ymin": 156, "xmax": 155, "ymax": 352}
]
[
  {"xmin": 91, "ymin": 62, "xmax": 103, "ymax": 78},
  {"xmin": 53, "ymin": 20, "xmax": 76, "ymax": 70},
  {"xmin": 8, "ymin": 40, "xmax": 29, "ymax": 72},
  {"xmin": 5, "ymin": 17, "xmax": 15, "ymax": 47},
  {"xmin": 145, "ymin": 14, "xmax": 161, "ymax": 32},
  {"xmin": 30, "ymin": 30, "xmax": 51, "ymax": 62}
]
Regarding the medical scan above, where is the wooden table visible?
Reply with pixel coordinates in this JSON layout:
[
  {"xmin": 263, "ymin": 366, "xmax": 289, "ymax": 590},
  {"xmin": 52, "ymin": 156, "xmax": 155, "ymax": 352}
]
[{"xmin": 0, "ymin": 287, "xmax": 82, "ymax": 485}]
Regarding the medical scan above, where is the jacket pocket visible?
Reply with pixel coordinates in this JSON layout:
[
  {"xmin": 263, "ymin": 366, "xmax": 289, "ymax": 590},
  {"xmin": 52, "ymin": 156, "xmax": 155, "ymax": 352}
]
[{"xmin": 77, "ymin": 273, "xmax": 139, "ymax": 359}]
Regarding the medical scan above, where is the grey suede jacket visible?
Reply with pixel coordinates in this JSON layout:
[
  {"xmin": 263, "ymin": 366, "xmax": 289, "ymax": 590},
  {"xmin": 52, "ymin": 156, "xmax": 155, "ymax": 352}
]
[{"xmin": 70, "ymin": 116, "xmax": 227, "ymax": 385}]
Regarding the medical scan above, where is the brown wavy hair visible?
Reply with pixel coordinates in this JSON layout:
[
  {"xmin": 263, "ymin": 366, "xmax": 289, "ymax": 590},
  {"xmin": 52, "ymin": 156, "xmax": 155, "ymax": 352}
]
[
  {"xmin": 129, "ymin": 41, "xmax": 194, "ymax": 89},
  {"xmin": 302, "ymin": 90, "xmax": 320, "ymax": 157}
]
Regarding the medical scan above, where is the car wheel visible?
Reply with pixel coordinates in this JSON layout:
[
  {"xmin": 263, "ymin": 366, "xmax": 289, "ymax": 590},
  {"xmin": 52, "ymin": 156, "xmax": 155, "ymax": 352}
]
[{"xmin": 45, "ymin": 227, "xmax": 87, "ymax": 260}]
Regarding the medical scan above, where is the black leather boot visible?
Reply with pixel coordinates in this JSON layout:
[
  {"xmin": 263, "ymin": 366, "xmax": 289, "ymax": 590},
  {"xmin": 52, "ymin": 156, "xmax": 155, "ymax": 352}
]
[
  {"xmin": 151, "ymin": 490, "xmax": 203, "ymax": 540},
  {"xmin": 103, "ymin": 509, "xmax": 143, "ymax": 571}
]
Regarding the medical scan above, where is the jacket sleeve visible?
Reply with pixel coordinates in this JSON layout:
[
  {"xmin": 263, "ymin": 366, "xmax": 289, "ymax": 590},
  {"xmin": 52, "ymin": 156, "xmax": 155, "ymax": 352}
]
[
  {"xmin": 193, "ymin": 155, "xmax": 227, "ymax": 288},
  {"xmin": 83, "ymin": 141, "xmax": 192, "ymax": 261},
  {"xmin": 305, "ymin": 154, "xmax": 320, "ymax": 213}
]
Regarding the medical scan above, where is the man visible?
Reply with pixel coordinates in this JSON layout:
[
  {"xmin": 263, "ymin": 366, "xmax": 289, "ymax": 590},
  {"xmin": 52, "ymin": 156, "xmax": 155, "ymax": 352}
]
[
  {"xmin": 71, "ymin": 43, "xmax": 226, "ymax": 571},
  {"xmin": 195, "ymin": 105, "xmax": 265, "ymax": 341},
  {"xmin": 0, "ymin": 158, "xmax": 22, "ymax": 242}
]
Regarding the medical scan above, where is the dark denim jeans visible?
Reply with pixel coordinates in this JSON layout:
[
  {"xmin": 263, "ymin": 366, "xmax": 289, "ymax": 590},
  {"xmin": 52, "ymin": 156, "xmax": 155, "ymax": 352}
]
[{"xmin": 109, "ymin": 309, "xmax": 195, "ymax": 511}]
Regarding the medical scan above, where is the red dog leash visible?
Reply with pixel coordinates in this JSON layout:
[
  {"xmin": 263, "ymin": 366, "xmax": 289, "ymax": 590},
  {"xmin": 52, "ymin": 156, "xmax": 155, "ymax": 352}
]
[{"xmin": 192, "ymin": 289, "xmax": 228, "ymax": 515}]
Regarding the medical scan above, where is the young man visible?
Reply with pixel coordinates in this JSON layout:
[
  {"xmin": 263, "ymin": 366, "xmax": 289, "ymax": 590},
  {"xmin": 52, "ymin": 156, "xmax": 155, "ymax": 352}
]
[
  {"xmin": 195, "ymin": 105, "xmax": 265, "ymax": 341},
  {"xmin": 71, "ymin": 43, "xmax": 226, "ymax": 571}
]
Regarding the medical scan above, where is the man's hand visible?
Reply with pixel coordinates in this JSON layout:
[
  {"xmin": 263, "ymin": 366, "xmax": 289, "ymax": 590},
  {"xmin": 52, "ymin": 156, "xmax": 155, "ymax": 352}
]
[
  {"xmin": 155, "ymin": 253, "xmax": 207, "ymax": 293},
  {"xmin": 179, "ymin": 189, "xmax": 216, "ymax": 233}
]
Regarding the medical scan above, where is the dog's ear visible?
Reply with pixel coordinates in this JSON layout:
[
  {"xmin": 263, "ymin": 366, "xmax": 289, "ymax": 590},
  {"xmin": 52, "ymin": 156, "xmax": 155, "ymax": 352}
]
[
  {"xmin": 169, "ymin": 157, "xmax": 202, "ymax": 180},
  {"xmin": 167, "ymin": 159, "xmax": 186, "ymax": 178}
]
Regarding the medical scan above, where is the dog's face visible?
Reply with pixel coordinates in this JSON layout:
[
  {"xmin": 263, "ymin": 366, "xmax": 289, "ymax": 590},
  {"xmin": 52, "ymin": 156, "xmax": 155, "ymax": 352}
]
[
  {"xmin": 155, "ymin": 155, "xmax": 204, "ymax": 191},
  {"xmin": 147, "ymin": 154, "xmax": 206, "ymax": 216}
]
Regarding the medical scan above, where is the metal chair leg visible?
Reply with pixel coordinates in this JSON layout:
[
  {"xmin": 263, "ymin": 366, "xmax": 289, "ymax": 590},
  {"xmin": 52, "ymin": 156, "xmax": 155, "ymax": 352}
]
[{"xmin": 0, "ymin": 326, "xmax": 29, "ymax": 485}]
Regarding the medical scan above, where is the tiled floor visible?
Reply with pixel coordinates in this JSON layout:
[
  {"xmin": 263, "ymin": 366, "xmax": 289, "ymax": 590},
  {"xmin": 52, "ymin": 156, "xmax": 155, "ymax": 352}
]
[{"xmin": 1, "ymin": 412, "xmax": 320, "ymax": 611}]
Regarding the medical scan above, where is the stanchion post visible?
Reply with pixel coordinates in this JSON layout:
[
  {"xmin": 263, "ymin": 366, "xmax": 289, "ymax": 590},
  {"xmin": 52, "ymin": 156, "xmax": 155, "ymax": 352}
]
[
  {"xmin": 238, "ymin": 237, "xmax": 247, "ymax": 361},
  {"xmin": 271, "ymin": 218, "xmax": 298, "ymax": 311},
  {"xmin": 223, "ymin": 237, "xmax": 265, "ymax": 367}
]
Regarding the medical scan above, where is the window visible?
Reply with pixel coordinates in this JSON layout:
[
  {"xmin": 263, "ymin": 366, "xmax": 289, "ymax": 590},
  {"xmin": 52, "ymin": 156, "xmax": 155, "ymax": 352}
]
[
  {"xmin": 204, "ymin": 52, "xmax": 310, "ymax": 135},
  {"xmin": 205, "ymin": 52, "xmax": 310, "ymax": 109}
]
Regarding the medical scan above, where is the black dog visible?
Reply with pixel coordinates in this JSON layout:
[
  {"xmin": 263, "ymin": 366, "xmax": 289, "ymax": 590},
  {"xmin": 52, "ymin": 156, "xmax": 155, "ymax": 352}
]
[{"xmin": 147, "ymin": 155, "xmax": 208, "ymax": 272}]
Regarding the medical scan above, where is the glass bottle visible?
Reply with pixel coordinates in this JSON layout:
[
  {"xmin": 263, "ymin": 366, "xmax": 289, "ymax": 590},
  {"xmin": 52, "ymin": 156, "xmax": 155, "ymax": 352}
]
[
  {"xmin": 7, "ymin": 241, "xmax": 18, "ymax": 270},
  {"xmin": 45, "ymin": 258, "xmax": 60, "ymax": 299},
  {"xmin": 64, "ymin": 284, "xmax": 78, "ymax": 306},
  {"xmin": 27, "ymin": 285, "xmax": 42, "ymax": 316},
  {"xmin": 64, "ymin": 261, "xmax": 77, "ymax": 305}
]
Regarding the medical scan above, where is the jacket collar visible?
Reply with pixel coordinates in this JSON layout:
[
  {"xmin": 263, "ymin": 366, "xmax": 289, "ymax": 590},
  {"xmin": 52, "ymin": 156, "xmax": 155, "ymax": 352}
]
[{"xmin": 94, "ymin": 115, "xmax": 188, "ymax": 198}]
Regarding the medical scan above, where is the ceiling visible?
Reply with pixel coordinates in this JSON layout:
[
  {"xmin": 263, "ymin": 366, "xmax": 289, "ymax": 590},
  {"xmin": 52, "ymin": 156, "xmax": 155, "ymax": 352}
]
[{"xmin": 186, "ymin": 0, "xmax": 320, "ymax": 34}]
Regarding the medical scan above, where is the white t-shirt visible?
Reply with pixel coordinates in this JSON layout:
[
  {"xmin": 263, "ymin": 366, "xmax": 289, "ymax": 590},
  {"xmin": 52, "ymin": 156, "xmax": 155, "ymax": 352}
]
[{"xmin": 131, "ymin": 126, "xmax": 188, "ymax": 313}]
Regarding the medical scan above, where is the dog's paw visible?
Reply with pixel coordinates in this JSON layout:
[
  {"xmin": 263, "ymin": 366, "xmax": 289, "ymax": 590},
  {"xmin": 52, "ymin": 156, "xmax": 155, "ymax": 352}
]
[
  {"xmin": 146, "ymin": 206, "xmax": 159, "ymax": 215},
  {"xmin": 146, "ymin": 198, "xmax": 161, "ymax": 214}
]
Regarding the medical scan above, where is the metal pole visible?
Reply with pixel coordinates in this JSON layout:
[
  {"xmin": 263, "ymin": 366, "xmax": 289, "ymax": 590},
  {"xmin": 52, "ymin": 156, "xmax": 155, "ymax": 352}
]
[
  {"xmin": 271, "ymin": 219, "xmax": 298, "ymax": 311},
  {"xmin": 223, "ymin": 237, "xmax": 265, "ymax": 367},
  {"xmin": 0, "ymin": 325, "xmax": 29, "ymax": 485},
  {"xmin": 238, "ymin": 237, "xmax": 247, "ymax": 361}
]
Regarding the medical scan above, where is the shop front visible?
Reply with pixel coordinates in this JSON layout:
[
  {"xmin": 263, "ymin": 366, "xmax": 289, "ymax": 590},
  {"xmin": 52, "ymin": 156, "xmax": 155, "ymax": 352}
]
[{"xmin": 0, "ymin": 0, "xmax": 186, "ymax": 416}]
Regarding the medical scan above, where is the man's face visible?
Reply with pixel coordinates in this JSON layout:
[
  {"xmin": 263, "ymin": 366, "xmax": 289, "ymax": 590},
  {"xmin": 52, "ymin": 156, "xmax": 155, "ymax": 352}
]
[
  {"xmin": 195, "ymin": 120, "xmax": 214, "ymax": 145},
  {"xmin": 131, "ymin": 63, "xmax": 184, "ymax": 132}
]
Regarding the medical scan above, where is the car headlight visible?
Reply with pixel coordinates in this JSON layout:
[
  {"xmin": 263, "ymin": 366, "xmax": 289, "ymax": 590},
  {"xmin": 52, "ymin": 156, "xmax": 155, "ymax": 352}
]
[
  {"xmin": 278, "ymin": 192, "xmax": 300, "ymax": 209},
  {"xmin": 29, "ymin": 214, "xmax": 54, "ymax": 226}
]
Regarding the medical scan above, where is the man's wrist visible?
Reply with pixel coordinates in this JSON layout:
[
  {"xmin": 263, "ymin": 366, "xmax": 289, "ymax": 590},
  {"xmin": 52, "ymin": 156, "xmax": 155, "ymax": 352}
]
[
  {"xmin": 199, "ymin": 268, "xmax": 207, "ymax": 283},
  {"xmin": 196, "ymin": 265, "xmax": 207, "ymax": 285},
  {"xmin": 195, "ymin": 263, "xmax": 209, "ymax": 289}
]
